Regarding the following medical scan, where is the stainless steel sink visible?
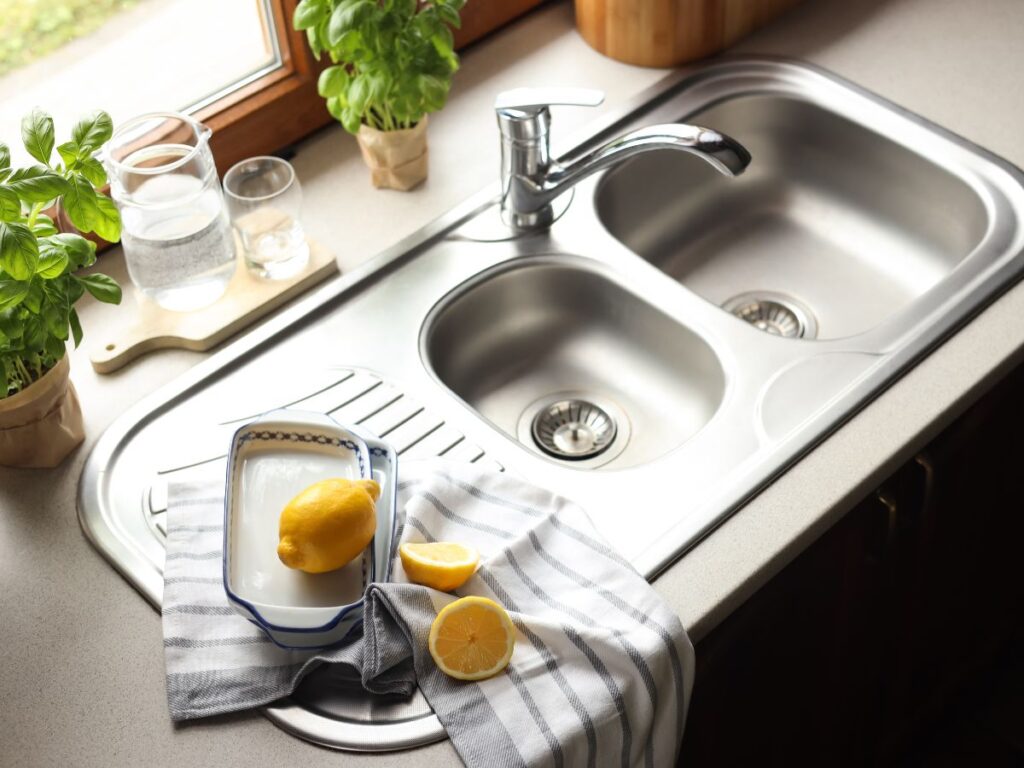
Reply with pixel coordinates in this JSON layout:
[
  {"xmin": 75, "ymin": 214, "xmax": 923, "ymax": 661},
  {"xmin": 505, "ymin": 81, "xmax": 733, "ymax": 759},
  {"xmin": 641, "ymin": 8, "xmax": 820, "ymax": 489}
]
[
  {"xmin": 78, "ymin": 58, "xmax": 1024, "ymax": 752},
  {"xmin": 424, "ymin": 257, "xmax": 725, "ymax": 468},
  {"xmin": 595, "ymin": 94, "xmax": 993, "ymax": 340}
]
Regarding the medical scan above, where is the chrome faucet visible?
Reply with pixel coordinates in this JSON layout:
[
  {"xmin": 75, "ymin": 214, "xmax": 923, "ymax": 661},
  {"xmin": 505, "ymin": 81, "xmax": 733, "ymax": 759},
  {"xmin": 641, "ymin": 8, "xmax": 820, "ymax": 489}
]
[{"xmin": 495, "ymin": 87, "xmax": 752, "ymax": 231}]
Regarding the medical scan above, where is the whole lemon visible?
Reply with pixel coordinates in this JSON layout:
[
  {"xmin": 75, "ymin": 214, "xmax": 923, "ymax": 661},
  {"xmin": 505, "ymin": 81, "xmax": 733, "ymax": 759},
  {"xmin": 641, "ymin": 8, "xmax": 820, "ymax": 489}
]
[{"xmin": 277, "ymin": 478, "xmax": 381, "ymax": 574}]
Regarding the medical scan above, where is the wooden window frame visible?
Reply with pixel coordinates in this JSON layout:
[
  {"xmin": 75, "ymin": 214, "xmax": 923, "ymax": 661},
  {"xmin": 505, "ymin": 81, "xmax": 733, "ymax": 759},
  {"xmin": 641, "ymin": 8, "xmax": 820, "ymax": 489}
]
[{"xmin": 199, "ymin": 0, "xmax": 548, "ymax": 175}]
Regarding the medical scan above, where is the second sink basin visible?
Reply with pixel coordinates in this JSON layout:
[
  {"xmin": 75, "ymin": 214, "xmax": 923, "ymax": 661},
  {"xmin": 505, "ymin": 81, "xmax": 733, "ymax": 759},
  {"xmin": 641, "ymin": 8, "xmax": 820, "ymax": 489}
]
[
  {"xmin": 594, "ymin": 93, "xmax": 990, "ymax": 339},
  {"xmin": 423, "ymin": 258, "xmax": 724, "ymax": 468}
]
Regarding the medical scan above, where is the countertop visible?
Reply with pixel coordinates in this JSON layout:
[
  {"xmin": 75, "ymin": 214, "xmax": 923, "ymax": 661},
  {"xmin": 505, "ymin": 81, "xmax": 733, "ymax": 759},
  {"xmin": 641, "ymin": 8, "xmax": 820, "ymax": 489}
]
[{"xmin": 2, "ymin": 0, "xmax": 1024, "ymax": 765}]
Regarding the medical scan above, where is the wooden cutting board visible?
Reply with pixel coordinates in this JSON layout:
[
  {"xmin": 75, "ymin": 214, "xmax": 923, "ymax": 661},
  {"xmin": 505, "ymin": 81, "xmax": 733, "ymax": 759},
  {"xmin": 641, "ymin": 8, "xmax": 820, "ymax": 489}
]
[
  {"xmin": 89, "ymin": 239, "xmax": 337, "ymax": 374},
  {"xmin": 575, "ymin": 0, "xmax": 804, "ymax": 67}
]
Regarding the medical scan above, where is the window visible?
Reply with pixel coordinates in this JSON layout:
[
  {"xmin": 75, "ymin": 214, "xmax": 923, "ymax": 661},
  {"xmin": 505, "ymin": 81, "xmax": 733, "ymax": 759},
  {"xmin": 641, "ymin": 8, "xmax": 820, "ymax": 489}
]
[{"xmin": 0, "ymin": 0, "xmax": 545, "ymax": 172}]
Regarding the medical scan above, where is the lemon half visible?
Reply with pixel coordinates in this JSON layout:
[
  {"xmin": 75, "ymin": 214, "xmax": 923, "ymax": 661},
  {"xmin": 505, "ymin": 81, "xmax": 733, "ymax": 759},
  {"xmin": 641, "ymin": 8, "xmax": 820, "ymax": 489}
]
[
  {"xmin": 429, "ymin": 596, "xmax": 516, "ymax": 681},
  {"xmin": 399, "ymin": 541, "xmax": 480, "ymax": 591}
]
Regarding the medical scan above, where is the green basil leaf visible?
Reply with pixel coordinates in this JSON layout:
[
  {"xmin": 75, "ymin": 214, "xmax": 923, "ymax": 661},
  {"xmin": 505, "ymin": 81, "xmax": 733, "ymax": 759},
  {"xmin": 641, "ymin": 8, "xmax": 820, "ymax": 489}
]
[
  {"xmin": 307, "ymin": 26, "xmax": 324, "ymax": 58},
  {"xmin": 31, "ymin": 214, "xmax": 57, "ymax": 237},
  {"xmin": 69, "ymin": 308, "xmax": 83, "ymax": 347},
  {"xmin": 53, "ymin": 232, "xmax": 96, "ymax": 270},
  {"xmin": 92, "ymin": 193, "xmax": 121, "ymax": 241},
  {"xmin": 77, "ymin": 273, "xmax": 122, "ymax": 305},
  {"xmin": 328, "ymin": 0, "xmax": 372, "ymax": 47},
  {"xmin": 348, "ymin": 75, "xmax": 370, "ymax": 114},
  {"xmin": 326, "ymin": 96, "xmax": 345, "ymax": 121},
  {"xmin": 0, "ymin": 280, "xmax": 28, "ymax": 312},
  {"xmin": 23, "ymin": 314, "xmax": 45, "ymax": 349},
  {"xmin": 431, "ymin": 29, "xmax": 456, "ymax": 66},
  {"xmin": 23, "ymin": 278, "xmax": 43, "ymax": 313},
  {"xmin": 293, "ymin": 0, "xmax": 329, "ymax": 30},
  {"xmin": 61, "ymin": 175, "xmax": 99, "ymax": 233},
  {"xmin": 436, "ymin": 4, "xmax": 461, "ymax": 28},
  {"xmin": 334, "ymin": 29, "xmax": 363, "ymax": 58},
  {"xmin": 0, "ymin": 187, "xmax": 21, "ymax": 221},
  {"xmin": 0, "ymin": 222, "xmax": 39, "ymax": 280},
  {"xmin": 71, "ymin": 110, "xmax": 114, "ymax": 153},
  {"xmin": 76, "ymin": 157, "xmax": 108, "ymax": 190},
  {"xmin": 21, "ymin": 108, "xmax": 55, "ymax": 165},
  {"xmin": 418, "ymin": 74, "xmax": 448, "ymax": 111},
  {"xmin": 318, "ymin": 66, "xmax": 350, "ymax": 98},
  {"xmin": 6, "ymin": 165, "xmax": 70, "ymax": 204},
  {"xmin": 341, "ymin": 107, "xmax": 362, "ymax": 135},
  {"xmin": 0, "ymin": 143, "xmax": 9, "ymax": 172},
  {"xmin": 43, "ymin": 332, "xmax": 64, "ymax": 360},
  {"xmin": 62, "ymin": 176, "xmax": 120, "ymax": 240},
  {"xmin": 57, "ymin": 140, "xmax": 81, "ymax": 169},
  {"xmin": 36, "ymin": 238, "xmax": 70, "ymax": 278},
  {"xmin": 0, "ymin": 307, "xmax": 23, "ymax": 340},
  {"xmin": 41, "ymin": 299, "xmax": 68, "ymax": 341}
]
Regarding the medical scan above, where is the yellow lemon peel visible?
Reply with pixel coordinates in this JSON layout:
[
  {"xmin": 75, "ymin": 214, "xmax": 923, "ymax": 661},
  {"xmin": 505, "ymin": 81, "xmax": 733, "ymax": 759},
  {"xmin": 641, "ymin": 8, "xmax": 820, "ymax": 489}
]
[{"xmin": 277, "ymin": 477, "xmax": 380, "ymax": 574}]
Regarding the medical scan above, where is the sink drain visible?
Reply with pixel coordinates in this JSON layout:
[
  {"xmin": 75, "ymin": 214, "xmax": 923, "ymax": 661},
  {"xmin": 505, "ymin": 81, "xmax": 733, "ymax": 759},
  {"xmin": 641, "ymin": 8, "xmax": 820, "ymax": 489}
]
[
  {"xmin": 531, "ymin": 398, "xmax": 617, "ymax": 460},
  {"xmin": 723, "ymin": 291, "xmax": 818, "ymax": 339}
]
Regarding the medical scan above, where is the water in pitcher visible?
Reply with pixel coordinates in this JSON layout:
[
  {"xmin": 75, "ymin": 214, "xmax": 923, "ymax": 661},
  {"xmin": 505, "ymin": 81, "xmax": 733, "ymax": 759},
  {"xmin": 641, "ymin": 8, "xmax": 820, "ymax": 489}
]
[
  {"xmin": 103, "ymin": 115, "xmax": 238, "ymax": 312},
  {"xmin": 119, "ymin": 168, "xmax": 236, "ymax": 312}
]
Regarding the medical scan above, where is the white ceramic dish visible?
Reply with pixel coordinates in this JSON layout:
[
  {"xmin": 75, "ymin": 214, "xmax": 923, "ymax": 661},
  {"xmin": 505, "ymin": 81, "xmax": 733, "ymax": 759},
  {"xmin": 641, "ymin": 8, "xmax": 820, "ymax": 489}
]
[{"xmin": 223, "ymin": 409, "xmax": 380, "ymax": 649}]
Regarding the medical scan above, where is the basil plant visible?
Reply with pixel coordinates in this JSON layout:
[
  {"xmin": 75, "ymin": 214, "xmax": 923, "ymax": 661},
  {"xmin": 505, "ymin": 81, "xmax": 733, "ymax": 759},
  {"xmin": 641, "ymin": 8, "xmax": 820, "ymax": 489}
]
[
  {"xmin": 295, "ymin": 0, "xmax": 466, "ymax": 134},
  {"xmin": 0, "ymin": 109, "xmax": 122, "ymax": 399}
]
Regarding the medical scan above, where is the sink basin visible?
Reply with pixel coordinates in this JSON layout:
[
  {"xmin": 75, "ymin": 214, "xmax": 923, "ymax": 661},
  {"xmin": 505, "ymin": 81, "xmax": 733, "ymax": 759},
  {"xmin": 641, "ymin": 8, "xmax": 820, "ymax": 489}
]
[
  {"xmin": 78, "ymin": 58, "xmax": 1024, "ymax": 753},
  {"xmin": 424, "ymin": 258, "xmax": 724, "ymax": 467},
  {"xmin": 595, "ymin": 94, "xmax": 992, "ymax": 339}
]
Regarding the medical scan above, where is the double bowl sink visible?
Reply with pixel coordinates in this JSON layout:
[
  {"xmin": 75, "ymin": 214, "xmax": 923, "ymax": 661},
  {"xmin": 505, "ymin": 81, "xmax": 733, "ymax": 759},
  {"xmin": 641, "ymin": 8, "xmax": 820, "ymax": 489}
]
[{"xmin": 79, "ymin": 58, "xmax": 1024, "ymax": 751}]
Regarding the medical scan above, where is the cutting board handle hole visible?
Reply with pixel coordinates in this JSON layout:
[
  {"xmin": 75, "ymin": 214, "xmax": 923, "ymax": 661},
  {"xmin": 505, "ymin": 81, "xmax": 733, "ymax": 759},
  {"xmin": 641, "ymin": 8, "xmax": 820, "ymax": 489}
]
[{"xmin": 105, "ymin": 344, "xmax": 116, "ymax": 351}]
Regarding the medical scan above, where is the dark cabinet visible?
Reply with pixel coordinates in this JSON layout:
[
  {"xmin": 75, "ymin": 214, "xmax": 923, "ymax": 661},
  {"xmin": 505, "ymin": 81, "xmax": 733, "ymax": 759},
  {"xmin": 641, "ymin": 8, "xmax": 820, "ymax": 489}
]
[{"xmin": 679, "ymin": 363, "xmax": 1024, "ymax": 766}]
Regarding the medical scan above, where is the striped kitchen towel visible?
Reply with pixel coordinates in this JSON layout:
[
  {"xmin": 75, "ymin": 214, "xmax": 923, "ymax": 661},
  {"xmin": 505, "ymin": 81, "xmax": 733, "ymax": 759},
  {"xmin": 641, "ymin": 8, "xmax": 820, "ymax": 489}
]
[{"xmin": 163, "ymin": 462, "xmax": 695, "ymax": 767}]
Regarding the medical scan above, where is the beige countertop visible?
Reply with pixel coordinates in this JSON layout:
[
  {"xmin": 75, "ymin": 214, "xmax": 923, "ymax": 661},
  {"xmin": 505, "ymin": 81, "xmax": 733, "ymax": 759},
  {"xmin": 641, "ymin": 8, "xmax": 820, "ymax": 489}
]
[{"xmin": 2, "ymin": 0, "xmax": 1024, "ymax": 765}]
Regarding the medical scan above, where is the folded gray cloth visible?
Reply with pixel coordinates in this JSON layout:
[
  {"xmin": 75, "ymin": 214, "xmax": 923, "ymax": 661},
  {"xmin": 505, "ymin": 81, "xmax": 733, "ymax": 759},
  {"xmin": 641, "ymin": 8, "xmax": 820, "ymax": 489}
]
[{"xmin": 163, "ymin": 462, "xmax": 694, "ymax": 767}]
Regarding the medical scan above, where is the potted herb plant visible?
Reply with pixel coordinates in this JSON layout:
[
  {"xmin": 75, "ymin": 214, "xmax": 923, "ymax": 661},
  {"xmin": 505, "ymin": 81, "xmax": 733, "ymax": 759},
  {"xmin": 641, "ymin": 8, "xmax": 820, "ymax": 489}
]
[
  {"xmin": 0, "ymin": 109, "xmax": 123, "ymax": 468},
  {"xmin": 294, "ymin": 0, "xmax": 466, "ymax": 190}
]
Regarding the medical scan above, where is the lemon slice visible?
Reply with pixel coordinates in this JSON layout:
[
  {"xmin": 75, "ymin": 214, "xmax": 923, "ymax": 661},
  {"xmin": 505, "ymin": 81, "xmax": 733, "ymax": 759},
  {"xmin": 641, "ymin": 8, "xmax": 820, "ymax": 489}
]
[
  {"xmin": 429, "ymin": 596, "xmax": 516, "ymax": 681},
  {"xmin": 399, "ymin": 541, "xmax": 480, "ymax": 591}
]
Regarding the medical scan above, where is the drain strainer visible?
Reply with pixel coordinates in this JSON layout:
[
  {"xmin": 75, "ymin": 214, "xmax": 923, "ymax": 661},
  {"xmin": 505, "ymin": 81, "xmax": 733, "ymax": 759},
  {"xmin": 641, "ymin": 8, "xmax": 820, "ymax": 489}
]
[
  {"xmin": 531, "ymin": 398, "xmax": 617, "ymax": 460},
  {"xmin": 723, "ymin": 291, "xmax": 818, "ymax": 339}
]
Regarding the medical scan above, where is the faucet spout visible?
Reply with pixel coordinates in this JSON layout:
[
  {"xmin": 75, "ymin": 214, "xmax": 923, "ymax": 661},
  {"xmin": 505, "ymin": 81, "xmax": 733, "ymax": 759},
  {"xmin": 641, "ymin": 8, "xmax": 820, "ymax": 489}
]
[{"xmin": 538, "ymin": 124, "xmax": 751, "ymax": 212}]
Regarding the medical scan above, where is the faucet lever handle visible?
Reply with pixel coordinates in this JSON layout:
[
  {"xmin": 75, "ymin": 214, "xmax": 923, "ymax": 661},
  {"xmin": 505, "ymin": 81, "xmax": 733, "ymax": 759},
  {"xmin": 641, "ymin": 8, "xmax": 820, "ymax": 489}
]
[{"xmin": 495, "ymin": 87, "xmax": 605, "ymax": 116}]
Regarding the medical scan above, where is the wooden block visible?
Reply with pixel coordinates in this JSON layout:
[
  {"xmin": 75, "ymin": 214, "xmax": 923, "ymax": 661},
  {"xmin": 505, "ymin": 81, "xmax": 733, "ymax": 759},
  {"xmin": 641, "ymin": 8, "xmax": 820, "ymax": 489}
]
[{"xmin": 89, "ymin": 239, "xmax": 337, "ymax": 374}]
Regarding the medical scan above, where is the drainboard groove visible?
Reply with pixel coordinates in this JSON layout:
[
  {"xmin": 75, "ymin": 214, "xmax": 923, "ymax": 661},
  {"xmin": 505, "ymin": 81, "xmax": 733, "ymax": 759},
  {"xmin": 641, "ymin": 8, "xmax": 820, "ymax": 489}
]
[
  {"xmin": 435, "ymin": 435, "xmax": 465, "ymax": 457},
  {"xmin": 324, "ymin": 377, "xmax": 383, "ymax": 414}
]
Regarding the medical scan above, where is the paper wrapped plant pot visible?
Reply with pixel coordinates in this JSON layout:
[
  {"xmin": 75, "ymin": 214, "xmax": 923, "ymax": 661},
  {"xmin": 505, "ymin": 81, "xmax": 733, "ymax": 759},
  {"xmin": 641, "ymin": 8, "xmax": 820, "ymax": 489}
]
[
  {"xmin": 356, "ymin": 116, "xmax": 429, "ymax": 191},
  {"xmin": 0, "ymin": 356, "xmax": 85, "ymax": 468}
]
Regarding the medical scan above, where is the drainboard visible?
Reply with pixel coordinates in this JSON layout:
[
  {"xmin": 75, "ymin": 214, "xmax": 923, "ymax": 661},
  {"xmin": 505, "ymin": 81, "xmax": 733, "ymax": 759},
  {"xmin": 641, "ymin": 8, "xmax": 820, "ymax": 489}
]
[{"xmin": 83, "ymin": 366, "xmax": 499, "ymax": 750}]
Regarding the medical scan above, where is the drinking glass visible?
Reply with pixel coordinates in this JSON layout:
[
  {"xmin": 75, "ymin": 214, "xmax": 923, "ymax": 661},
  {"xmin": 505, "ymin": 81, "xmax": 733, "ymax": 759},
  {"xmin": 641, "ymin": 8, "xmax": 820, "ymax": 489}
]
[
  {"xmin": 223, "ymin": 157, "xmax": 309, "ymax": 280},
  {"xmin": 101, "ymin": 112, "xmax": 237, "ymax": 311}
]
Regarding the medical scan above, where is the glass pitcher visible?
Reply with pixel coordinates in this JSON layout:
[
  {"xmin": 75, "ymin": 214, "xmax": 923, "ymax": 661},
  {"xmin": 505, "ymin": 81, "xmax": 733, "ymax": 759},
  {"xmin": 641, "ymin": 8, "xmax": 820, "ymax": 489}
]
[{"xmin": 101, "ymin": 113, "xmax": 236, "ymax": 312}]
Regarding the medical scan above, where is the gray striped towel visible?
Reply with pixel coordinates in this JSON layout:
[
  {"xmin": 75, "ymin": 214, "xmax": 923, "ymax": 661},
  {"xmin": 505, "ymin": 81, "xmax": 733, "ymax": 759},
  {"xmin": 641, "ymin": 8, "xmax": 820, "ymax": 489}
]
[{"xmin": 163, "ymin": 461, "xmax": 694, "ymax": 767}]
